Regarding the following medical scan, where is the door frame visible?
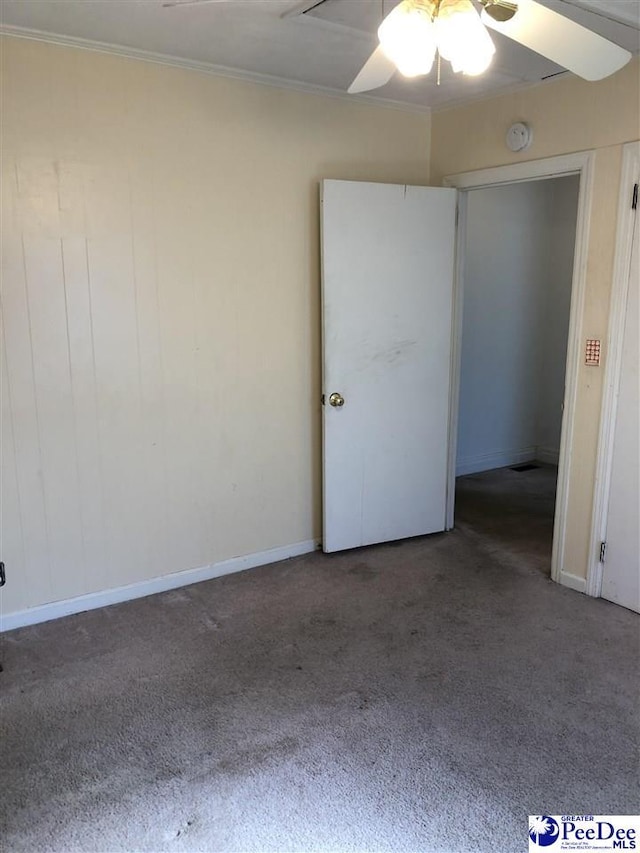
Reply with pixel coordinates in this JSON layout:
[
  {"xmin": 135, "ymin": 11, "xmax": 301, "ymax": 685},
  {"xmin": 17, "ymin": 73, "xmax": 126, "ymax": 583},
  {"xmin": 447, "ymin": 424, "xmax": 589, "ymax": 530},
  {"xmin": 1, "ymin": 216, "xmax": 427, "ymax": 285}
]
[
  {"xmin": 587, "ymin": 141, "xmax": 640, "ymax": 598},
  {"xmin": 443, "ymin": 151, "xmax": 595, "ymax": 591}
]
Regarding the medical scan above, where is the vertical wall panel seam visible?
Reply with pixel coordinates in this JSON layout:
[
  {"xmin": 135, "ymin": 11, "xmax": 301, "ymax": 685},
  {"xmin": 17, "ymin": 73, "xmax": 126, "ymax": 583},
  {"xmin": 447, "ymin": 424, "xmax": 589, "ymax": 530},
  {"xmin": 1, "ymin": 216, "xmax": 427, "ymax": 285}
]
[
  {"xmin": 20, "ymin": 233, "xmax": 54, "ymax": 596},
  {"xmin": 60, "ymin": 237, "xmax": 89, "ymax": 581},
  {"xmin": 150, "ymin": 166, "xmax": 171, "ymax": 560},
  {"xmin": 127, "ymin": 173, "xmax": 153, "ymax": 571},
  {"xmin": 83, "ymin": 236, "xmax": 110, "ymax": 588}
]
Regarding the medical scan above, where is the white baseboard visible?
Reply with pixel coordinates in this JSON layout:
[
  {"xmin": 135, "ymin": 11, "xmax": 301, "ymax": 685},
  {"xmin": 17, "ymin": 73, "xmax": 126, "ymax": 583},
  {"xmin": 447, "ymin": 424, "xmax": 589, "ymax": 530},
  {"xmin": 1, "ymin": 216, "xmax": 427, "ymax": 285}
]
[
  {"xmin": 536, "ymin": 446, "xmax": 560, "ymax": 466},
  {"xmin": 456, "ymin": 447, "xmax": 537, "ymax": 477},
  {"xmin": 456, "ymin": 445, "xmax": 560, "ymax": 476},
  {"xmin": 559, "ymin": 570, "xmax": 587, "ymax": 594},
  {"xmin": 0, "ymin": 539, "xmax": 319, "ymax": 633}
]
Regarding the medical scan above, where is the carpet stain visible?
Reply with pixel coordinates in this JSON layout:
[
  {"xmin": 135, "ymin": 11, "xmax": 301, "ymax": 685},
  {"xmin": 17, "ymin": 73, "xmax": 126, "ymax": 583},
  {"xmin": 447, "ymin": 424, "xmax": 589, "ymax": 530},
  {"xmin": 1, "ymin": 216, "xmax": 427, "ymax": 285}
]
[
  {"xmin": 215, "ymin": 735, "xmax": 300, "ymax": 777},
  {"xmin": 175, "ymin": 818, "xmax": 194, "ymax": 839},
  {"xmin": 163, "ymin": 818, "xmax": 195, "ymax": 843},
  {"xmin": 155, "ymin": 766, "xmax": 183, "ymax": 784},
  {"xmin": 348, "ymin": 562, "xmax": 377, "ymax": 579},
  {"xmin": 306, "ymin": 615, "xmax": 338, "ymax": 632}
]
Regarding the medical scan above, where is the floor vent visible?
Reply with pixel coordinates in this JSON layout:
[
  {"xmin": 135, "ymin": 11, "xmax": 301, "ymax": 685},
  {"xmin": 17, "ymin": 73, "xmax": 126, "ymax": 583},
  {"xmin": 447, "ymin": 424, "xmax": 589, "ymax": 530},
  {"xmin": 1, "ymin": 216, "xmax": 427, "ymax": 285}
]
[{"xmin": 510, "ymin": 463, "xmax": 540, "ymax": 472}]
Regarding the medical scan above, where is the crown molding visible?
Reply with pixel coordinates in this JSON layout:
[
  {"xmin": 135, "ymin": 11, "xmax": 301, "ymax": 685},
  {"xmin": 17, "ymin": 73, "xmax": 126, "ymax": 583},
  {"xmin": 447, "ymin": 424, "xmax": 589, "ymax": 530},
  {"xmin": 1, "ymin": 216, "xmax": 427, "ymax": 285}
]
[
  {"xmin": 0, "ymin": 24, "xmax": 432, "ymax": 115},
  {"xmin": 430, "ymin": 55, "xmax": 640, "ymax": 114},
  {"xmin": 429, "ymin": 72, "xmax": 571, "ymax": 114}
]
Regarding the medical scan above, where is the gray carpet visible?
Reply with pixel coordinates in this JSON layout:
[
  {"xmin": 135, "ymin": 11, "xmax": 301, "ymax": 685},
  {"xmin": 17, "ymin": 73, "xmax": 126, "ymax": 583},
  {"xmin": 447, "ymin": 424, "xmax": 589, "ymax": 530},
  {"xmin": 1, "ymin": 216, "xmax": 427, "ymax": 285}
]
[
  {"xmin": 1, "ymin": 474, "xmax": 638, "ymax": 852},
  {"xmin": 455, "ymin": 464, "xmax": 558, "ymax": 577}
]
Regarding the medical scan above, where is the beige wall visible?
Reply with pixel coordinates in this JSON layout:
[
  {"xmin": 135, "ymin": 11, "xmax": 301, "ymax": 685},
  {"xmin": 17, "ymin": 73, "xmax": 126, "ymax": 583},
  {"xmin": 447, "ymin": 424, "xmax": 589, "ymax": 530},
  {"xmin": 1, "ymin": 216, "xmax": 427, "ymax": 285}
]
[
  {"xmin": 432, "ymin": 58, "xmax": 640, "ymax": 581},
  {"xmin": 0, "ymin": 36, "xmax": 430, "ymax": 617}
]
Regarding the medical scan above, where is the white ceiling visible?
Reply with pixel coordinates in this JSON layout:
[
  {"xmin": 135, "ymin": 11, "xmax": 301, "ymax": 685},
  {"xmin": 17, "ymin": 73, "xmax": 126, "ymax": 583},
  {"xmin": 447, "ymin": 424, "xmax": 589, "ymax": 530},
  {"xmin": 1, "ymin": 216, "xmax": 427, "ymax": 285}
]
[{"xmin": 0, "ymin": 0, "xmax": 638, "ymax": 109}]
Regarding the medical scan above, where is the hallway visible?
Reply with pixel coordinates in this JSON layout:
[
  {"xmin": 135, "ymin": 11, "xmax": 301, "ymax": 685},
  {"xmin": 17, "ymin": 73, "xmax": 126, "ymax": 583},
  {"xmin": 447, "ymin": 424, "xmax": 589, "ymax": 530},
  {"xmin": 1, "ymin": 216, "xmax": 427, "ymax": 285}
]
[{"xmin": 455, "ymin": 464, "xmax": 558, "ymax": 577}]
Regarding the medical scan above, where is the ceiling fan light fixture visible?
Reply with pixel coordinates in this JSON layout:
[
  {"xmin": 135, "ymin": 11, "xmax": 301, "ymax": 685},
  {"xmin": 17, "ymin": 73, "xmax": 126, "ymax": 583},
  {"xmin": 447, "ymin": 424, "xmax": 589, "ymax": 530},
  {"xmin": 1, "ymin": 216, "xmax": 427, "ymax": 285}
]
[
  {"xmin": 480, "ymin": 0, "xmax": 518, "ymax": 23},
  {"xmin": 434, "ymin": 0, "xmax": 496, "ymax": 76},
  {"xmin": 377, "ymin": 0, "xmax": 437, "ymax": 78}
]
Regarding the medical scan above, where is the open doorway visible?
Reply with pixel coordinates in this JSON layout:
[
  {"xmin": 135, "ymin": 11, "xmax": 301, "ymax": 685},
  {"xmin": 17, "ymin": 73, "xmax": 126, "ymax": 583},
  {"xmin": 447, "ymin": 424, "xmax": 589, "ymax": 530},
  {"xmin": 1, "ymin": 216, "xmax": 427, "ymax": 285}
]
[{"xmin": 454, "ymin": 176, "xmax": 580, "ymax": 578}]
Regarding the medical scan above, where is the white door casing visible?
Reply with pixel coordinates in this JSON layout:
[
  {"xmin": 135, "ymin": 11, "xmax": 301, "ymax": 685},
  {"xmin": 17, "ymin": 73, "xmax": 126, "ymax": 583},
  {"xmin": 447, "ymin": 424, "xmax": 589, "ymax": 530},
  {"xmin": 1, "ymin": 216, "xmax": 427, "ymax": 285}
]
[
  {"xmin": 600, "ymin": 190, "xmax": 639, "ymax": 612},
  {"xmin": 444, "ymin": 152, "xmax": 595, "ymax": 591},
  {"xmin": 589, "ymin": 141, "xmax": 640, "ymax": 608},
  {"xmin": 320, "ymin": 180, "xmax": 457, "ymax": 553}
]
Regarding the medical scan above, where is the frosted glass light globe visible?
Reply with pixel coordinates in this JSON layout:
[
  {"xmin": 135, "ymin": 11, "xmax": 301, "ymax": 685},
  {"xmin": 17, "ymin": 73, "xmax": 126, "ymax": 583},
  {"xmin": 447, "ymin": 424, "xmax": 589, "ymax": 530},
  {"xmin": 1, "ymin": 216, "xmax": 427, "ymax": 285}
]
[
  {"xmin": 378, "ymin": 1, "xmax": 437, "ymax": 78},
  {"xmin": 435, "ymin": 0, "xmax": 495, "ymax": 76}
]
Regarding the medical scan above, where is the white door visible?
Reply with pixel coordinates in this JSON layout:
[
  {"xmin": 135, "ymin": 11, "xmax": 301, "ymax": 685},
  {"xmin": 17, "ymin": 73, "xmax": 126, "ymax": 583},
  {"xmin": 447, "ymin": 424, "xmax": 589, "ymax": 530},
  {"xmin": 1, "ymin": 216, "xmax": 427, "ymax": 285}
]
[
  {"xmin": 601, "ymin": 209, "xmax": 640, "ymax": 612},
  {"xmin": 321, "ymin": 180, "xmax": 457, "ymax": 553}
]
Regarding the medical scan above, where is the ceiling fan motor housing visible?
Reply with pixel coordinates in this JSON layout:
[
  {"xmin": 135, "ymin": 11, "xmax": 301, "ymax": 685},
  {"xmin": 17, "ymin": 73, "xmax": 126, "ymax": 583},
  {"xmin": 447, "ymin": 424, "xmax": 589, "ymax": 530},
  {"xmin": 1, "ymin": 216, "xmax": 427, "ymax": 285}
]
[{"xmin": 480, "ymin": 0, "xmax": 518, "ymax": 23}]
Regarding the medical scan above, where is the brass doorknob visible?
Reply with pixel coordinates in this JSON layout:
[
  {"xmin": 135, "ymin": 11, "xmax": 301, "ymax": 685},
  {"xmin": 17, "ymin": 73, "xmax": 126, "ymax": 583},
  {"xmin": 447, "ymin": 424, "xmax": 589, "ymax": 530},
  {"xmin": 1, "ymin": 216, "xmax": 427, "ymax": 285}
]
[{"xmin": 329, "ymin": 392, "xmax": 345, "ymax": 407}]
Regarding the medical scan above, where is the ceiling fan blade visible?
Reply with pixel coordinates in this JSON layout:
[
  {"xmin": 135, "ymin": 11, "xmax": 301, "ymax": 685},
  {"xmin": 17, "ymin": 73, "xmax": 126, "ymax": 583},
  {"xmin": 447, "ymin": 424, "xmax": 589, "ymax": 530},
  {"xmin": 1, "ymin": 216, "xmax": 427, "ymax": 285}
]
[
  {"xmin": 481, "ymin": 0, "xmax": 632, "ymax": 81},
  {"xmin": 162, "ymin": 0, "xmax": 236, "ymax": 8},
  {"xmin": 348, "ymin": 46, "xmax": 396, "ymax": 94}
]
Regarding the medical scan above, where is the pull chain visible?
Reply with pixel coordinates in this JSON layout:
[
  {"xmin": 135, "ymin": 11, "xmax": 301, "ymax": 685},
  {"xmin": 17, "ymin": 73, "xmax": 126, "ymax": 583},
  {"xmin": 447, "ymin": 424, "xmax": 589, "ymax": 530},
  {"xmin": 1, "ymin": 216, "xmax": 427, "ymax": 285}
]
[{"xmin": 433, "ymin": 1, "xmax": 442, "ymax": 86}]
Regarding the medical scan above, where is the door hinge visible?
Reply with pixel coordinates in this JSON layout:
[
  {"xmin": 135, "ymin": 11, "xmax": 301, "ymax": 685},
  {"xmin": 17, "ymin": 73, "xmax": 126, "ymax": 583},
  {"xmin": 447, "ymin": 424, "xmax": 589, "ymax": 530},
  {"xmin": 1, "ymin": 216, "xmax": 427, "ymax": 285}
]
[
  {"xmin": 599, "ymin": 541, "xmax": 607, "ymax": 563},
  {"xmin": 632, "ymin": 183, "xmax": 638, "ymax": 210},
  {"xmin": 0, "ymin": 562, "xmax": 5, "ymax": 587},
  {"xmin": 321, "ymin": 394, "xmax": 325, "ymax": 406}
]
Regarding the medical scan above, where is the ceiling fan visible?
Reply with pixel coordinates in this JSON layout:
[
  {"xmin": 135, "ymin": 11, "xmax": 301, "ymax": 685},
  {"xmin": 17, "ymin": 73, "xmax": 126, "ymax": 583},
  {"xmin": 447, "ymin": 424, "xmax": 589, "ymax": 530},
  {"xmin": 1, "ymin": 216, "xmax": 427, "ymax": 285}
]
[
  {"xmin": 162, "ymin": 0, "xmax": 632, "ymax": 94},
  {"xmin": 348, "ymin": 0, "xmax": 632, "ymax": 93}
]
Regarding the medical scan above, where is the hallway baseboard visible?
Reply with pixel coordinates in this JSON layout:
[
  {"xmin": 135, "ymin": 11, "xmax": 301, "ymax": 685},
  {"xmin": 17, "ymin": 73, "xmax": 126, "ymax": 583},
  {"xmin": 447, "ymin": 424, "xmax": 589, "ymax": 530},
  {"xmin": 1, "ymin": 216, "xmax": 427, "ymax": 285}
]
[
  {"xmin": 537, "ymin": 446, "xmax": 560, "ymax": 465},
  {"xmin": 456, "ymin": 447, "xmax": 536, "ymax": 476},
  {"xmin": 456, "ymin": 445, "xmax": 560, "ymax": 476}
]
